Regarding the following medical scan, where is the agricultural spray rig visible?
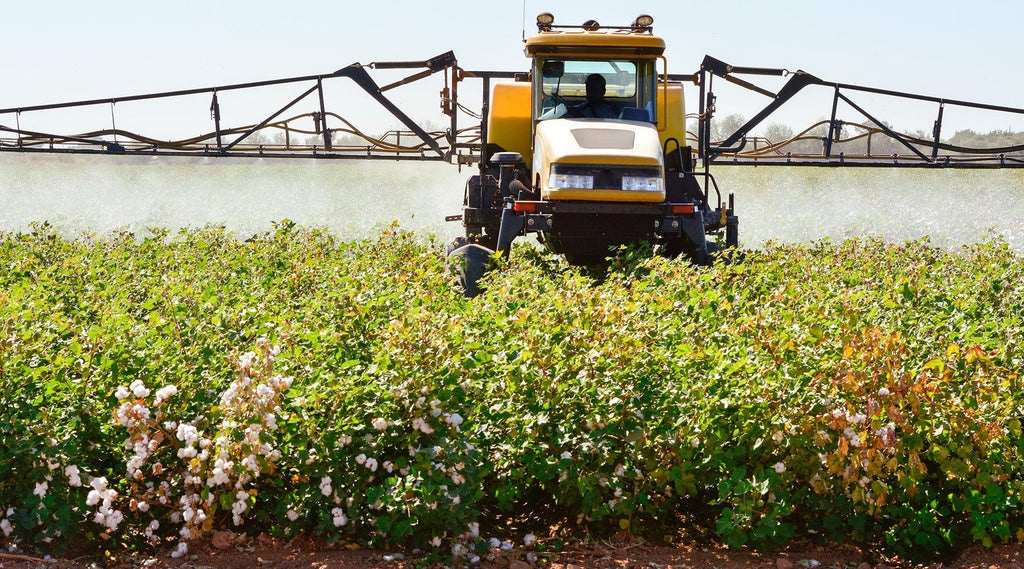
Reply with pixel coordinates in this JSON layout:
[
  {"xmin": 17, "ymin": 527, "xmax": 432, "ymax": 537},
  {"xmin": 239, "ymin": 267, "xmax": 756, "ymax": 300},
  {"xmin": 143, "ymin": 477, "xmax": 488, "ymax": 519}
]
[{"xmin": 3, "ymin": 14, "xmax": 1024, "ymax": 294}]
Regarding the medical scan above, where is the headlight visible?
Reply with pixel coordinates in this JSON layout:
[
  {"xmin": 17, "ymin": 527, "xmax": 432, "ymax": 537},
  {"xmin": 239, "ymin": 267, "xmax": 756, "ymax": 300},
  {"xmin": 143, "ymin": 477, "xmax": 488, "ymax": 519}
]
[
  {"xmin": 549, "ymin": 164, "xmax": 661, "ymax": 191},
  {"xmin": 551, "ymin": 173, "xmax": 594, "ymax": 189},
  {"xmin": 621, "ymin": 176, "xmax": 663, "ymax": 191}
]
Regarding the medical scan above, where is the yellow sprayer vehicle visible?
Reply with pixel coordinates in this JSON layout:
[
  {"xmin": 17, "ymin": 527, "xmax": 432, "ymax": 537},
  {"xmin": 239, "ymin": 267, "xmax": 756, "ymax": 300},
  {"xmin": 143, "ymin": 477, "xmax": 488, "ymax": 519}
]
[
  {"xmin": 3, "ymin": 13, "xmax": 1023, "ymax": 296},
  {"xmin": 448, "ymin": 14, "xmax": 735, "ymax": 296}
]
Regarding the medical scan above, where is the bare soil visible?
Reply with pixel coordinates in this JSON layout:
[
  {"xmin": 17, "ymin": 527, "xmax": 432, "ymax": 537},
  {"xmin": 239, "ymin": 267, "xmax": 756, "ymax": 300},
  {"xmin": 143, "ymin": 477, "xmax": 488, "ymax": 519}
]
[{"xmin": 3, "ymin": 536, "xmax": 1023, "ymax": 569}]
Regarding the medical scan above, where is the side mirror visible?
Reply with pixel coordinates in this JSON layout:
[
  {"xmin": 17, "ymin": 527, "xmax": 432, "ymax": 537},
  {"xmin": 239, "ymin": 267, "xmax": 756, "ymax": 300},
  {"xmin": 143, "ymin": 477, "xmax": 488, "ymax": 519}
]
[{"xmin": 542, "ymin": 61, "xmax": 564, "ymax": 78}]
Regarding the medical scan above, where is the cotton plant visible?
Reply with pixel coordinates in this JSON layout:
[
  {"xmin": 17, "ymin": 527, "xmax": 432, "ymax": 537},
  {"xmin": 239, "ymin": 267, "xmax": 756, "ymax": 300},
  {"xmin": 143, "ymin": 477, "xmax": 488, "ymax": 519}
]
[
  {"xmin": 0, "ymin": 451, "xmax": 88, "ymax": 547},
  {"xmin": 99, "ymin": 338, "xmax": 292, "ymax": 554}
]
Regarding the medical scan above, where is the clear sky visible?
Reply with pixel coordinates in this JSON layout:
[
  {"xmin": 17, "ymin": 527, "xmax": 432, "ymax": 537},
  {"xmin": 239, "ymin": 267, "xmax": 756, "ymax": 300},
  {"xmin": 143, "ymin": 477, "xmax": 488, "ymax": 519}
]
[{"xmin": 2, "ymin": 1, "xmax": 1023, "ymax": 138}]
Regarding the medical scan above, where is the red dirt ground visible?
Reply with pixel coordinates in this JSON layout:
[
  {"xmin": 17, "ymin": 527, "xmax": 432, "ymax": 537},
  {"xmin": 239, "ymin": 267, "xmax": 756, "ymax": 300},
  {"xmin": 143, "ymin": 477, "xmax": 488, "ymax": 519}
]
[{"xmin": 2, "ymin": 535, "xmax": 1023, "ymax": 569}]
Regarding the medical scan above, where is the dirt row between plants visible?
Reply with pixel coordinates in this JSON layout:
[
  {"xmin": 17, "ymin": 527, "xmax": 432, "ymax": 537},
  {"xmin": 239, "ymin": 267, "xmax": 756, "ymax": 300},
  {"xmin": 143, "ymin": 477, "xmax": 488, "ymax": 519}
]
[{"xmin": 3, "ymin": 537, "xmax": 1023, "ymax": 569}]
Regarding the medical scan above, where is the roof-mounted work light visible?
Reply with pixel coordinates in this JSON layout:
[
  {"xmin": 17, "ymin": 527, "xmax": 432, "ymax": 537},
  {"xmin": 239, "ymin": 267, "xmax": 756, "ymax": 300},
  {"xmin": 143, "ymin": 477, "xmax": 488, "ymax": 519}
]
[
  {"xmin": 632, "ymin": 14, "xmax": 654, "ymax": 31},
  {"xmin": 536, "ymin": 13, "xmax": 554, "ymax": 31}
]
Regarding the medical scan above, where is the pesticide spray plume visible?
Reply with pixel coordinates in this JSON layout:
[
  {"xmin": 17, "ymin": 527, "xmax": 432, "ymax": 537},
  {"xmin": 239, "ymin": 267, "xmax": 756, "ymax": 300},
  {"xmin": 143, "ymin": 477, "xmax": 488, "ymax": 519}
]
[
  {"xmin": 1, "ymin": 154, "xmax": 1022, "ymax": 251},
  {"xmin": 724, "ymin": 168, "xmax": 1024, "ymax": 251},
  {"xmin": 0, "ymin": 154, "xmax": 468, "ymax": 242}
]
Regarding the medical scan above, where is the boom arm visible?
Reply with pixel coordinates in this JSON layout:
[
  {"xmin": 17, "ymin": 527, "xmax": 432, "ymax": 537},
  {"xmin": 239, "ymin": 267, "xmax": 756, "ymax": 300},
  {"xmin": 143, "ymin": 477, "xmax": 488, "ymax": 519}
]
[
  {"xmin": 0, "ymin": 52, "xmax": 494, "ymax": 163},
  {"xmin": 688, "ymin": 55, "xmax": 1024, "ymax": 169}
]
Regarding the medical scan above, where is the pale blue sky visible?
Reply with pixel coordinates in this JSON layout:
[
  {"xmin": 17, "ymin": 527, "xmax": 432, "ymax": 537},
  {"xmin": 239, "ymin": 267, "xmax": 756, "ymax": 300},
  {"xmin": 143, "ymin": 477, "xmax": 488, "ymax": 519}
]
[{"xmin": 2, "ymin": 1, "xmax": 1022, "ymax": 136}]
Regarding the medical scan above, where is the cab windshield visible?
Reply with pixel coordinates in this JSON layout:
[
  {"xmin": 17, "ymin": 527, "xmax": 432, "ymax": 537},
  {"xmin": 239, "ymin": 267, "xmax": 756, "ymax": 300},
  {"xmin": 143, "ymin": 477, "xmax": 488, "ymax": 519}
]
[{"xmin": 534, "ymin": 58, "xmax": 657, "ymax": 122}]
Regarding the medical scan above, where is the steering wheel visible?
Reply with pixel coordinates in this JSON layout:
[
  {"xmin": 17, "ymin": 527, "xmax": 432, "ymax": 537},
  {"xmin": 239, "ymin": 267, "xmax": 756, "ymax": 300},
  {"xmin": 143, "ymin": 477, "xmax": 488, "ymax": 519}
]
[
  {"xmin": 564, "ymin": 103, "xmax": 586, "ymax": 118},
  {"xmin": 547, "ymin": 92, "xmax": 585, "ymax": 118}
]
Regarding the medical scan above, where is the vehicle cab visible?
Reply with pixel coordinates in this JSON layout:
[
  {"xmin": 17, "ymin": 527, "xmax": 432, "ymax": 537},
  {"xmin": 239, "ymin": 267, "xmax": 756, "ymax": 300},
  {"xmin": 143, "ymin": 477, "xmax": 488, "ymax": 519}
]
[{"xmin": 525, "ymin": 14, "xmax": 673, "ymax": 203}]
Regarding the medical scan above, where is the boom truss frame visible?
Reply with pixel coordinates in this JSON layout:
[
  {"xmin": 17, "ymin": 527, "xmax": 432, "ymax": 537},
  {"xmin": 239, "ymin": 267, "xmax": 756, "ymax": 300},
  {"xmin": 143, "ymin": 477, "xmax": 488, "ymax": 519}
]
[
  {"xmin": 0, "ymin": 52, "xmax": 513, "ymax": 165},
  {"xmin": 688, "ymin": 55, "xmax": 1024, "ymax": 169}
]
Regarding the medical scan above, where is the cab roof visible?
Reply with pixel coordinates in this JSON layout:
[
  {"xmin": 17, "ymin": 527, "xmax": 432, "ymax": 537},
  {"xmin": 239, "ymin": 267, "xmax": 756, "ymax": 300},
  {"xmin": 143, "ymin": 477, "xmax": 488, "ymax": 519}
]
[{"xmin": 525, "ymin": 30, "xmax": 666, "ymax": 58}]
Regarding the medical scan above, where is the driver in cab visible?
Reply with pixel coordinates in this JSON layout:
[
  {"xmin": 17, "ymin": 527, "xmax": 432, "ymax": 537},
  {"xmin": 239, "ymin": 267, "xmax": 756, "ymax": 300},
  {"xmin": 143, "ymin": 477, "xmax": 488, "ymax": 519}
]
[
  {"xmin": 574, "ymin": 73, "xmax": 619, "ymax": 118},
  {"xmin": 541, "ymin": 73, "xmax": 620, "ymax": 119}
]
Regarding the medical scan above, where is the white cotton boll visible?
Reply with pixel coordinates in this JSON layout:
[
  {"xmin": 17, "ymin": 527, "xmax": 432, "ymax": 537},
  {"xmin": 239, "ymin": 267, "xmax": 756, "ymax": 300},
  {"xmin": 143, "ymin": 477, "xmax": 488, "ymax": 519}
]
[
  {"xmin": 115, "ymin": 386, "xmax": 131, "ymax": 400},
  {"xmin": 489, "ymin": 537, "xmax": 501, "ymax": 549},
  {"xmin": 878, "ymin": 387, "xmax": 891, "ymax": 397},
  {"xmin": 90, "ymin": 476, "xmax": 108, "ymax": 492},
  {"xmin": 1, "ymin": 519, "xmax": 12, "ymax": 537},
  {"xmin": 242, "ymin": 455, "xmax": 259, "ymax": 473},
  {"xmin": 138, "ymin": 501, "xmax": 150, "ymax": 513},
  {"xmin": 430, "ymin": 408, "xmax": 443, "ymax": 418},
  {"xmin": 105, "ymin": 510, "xmax": 124, "ymax": 530},
  {"xmin": 86, "ymin": 490, "xmax": 101, "ymax": 506},
  {"xmin": 65, "ymin": 465, "xmax": 82, "ymax": 487},
  {"xmin": 356, "ymin": 454, "xmax": 367, "ymax": 465},
  {"xmin": 372, "ymin": 418, "xmax": 389, "ymax": 431},
  {"xmin": 130, "ymin": 380, "xmax": 151, "ymax": 399},
  {"xmin": 128, "ymin": 455, "xmax": 145, "ymax": 471},
  {"xmin": 430, "ymin": 536, "xmax": 442, "ymax": 548},
  {"xmin": 154, "ymin": 385, "xmax": 178, "ymax": 405},
  {"xmin": 287, "ymin": 509, "xmax": 299, "ymax": 522},
  {"xmin": 33, "ymin": 482, "xmax": 48, "ymax": 498},
  {"xmin": 446, "ymin": 413, "xmax": 464, "ymax": 428},
  {"xmin": 365, "ymin": 458, "xmax": 378, "ymax": 472},
  {"xmin": 774, "ymin": 462, "xmax": 787, "ymax": 474},
  {"xmin": 412, "ymin": 418, "xmax": 431, "ymax": 434},
  {"xmin": 524, "ymin": 533, "xmax": 536, "ymax": 546},
  {"xmin": 170, "ymin": 542, "xmax": 188, "ymax": 558},
  {"xmin": 331, "ymin": 507, "xmax": 348, "ymax": 527},
  {"xmin": 467, "ymin": 522, "xmax": 480, "ymax": 538},
  {"xmin": 238, "ymin": 352, "xmax": 256, "ymax": 369}
]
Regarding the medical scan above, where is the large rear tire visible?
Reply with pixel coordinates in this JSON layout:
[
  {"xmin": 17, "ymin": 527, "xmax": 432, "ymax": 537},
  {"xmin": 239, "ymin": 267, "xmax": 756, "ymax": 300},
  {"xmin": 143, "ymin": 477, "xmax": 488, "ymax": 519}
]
[
  {"xmin": 662, "ymin": 235, "xmax": 713, "ymax": 266},
  {"xmin": 446, "ymin": 240, "xmax": 493, "ymax": 298}
]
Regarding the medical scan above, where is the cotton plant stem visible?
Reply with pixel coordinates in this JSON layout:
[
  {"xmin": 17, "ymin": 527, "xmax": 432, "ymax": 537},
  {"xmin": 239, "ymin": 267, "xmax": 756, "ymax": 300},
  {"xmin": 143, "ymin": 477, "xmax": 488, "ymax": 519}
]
[{"xmin": 0, "ymin": 552, "xmax": 57, "ymax": 563}]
